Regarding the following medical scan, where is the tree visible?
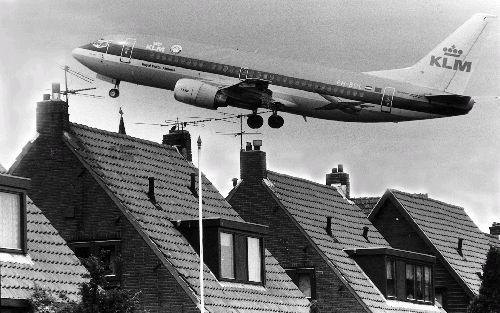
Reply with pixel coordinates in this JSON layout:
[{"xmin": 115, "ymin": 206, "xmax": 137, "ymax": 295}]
[
  {"xmin": 31, "ymin": 255, "xmax": 145, "ymax": 313},
  {"xmin": 468, "ymin": 246, "xmax": 500, "ymax": 313}
]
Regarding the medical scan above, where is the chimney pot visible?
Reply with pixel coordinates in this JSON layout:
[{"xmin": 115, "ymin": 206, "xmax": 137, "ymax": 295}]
[
  {"xmin": 52, "ymin": 83, "xmax": 61, "ymax": 100},
  {"xmin": 338, "ymin": 164, "xmax": 343, "ymax": 173},
  {"xmin": 489, "ymin": 222, "xmax": 500, "ymax": 237},
  {"xmin": 148, "ymin": 177, "xmax": 156, "ymax": 203},
  {"xmin": 245, "ymin": 142, "xmax": 252, "ymax": 151},
  {"xmin": 326, "ymin": 165, "xmax": 350, "ymax": 198},
  {"xmin": 332, "ymin": 168, "xmax": 338, "ymax": 173},
  {"xmin": 253, "ymin": 140, "xmax": 262, "ymax": 150},
  {"xmin": 232, "ymin": 178, "xmax": 238, "ymax": 187},
  {"xmin": 240, "ymin": 142, "xmax": 267, "ymax": 181},
  {"xmin": 43, "ymin": 94, "xmax": 51, "ymax": 101}
]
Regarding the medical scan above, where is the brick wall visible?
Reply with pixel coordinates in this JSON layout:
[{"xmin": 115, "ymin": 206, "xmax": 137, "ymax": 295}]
[{"xmin": 229, "ymin": 180, "xmax": 367, "ymax": 313}]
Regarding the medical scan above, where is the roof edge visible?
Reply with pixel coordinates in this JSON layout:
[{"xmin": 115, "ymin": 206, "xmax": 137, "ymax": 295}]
[
  {"xmin": 382, "ymin": 190, "xmax": 476, "ymax": 298},
  {"xmin": 261, "ymin": 178, "xmax": 373, "ymax": 313},
  {"xmin": 61, "ymin": 131, "xmax": 202, "ymax": 309}
]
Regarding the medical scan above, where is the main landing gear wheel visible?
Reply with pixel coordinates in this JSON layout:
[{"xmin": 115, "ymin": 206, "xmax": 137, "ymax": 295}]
[
  {"xmin": 109, "ymin": 88, "xmax": 119, "ymax": 98},
  {"xmin": 109, "ymin": 80, "xmax": 120, "ymax": 98},
  {"xmin": 247, "ymin": 114, "xmax": 264, "ymax": 129},
  {"xmin": 268, "ymin": 114, "xmax": 284, "ymax": 129}
]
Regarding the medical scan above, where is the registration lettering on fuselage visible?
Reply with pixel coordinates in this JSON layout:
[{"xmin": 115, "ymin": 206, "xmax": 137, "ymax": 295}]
[{"xmin": 146, "ymin": 41, "xmax": 166, "ymax": 53}]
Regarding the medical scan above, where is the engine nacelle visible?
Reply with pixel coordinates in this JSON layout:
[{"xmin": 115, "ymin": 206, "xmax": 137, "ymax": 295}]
[{"xmin": 174, "ymin": 79, "xmax": 228, "ymax": 110}]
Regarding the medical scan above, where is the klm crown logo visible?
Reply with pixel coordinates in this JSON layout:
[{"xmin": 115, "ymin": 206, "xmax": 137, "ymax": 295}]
[{"xmin": 430, "ymin": 44, "xmax": 471, "ymax": 72}]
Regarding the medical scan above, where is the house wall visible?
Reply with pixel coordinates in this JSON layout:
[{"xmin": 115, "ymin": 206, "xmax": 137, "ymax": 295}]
[
  {"xmin": 229, "ymin": 180, "xmax": 367, "ymax": 313},
  {"xmin": 371, "ymin": 201, "xmax": 471, "ymax": 313},
  {"xmin": 11, "ymin": 129, "xmax": 199, "ymax": 313}
]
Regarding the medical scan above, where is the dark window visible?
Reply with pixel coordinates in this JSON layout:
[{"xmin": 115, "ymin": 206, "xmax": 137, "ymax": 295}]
[
  {"xmin": 220, "ymin": 232, "xmax": 235, "ymax": 279},
  {"xmin": 416, "ymin": 265, "xmax": 424, "ymax": 300},
  {"xmin": 424, "ymin": 266, "xmax": 432, "ymax": 301},
  {"xmin": 406, "ymin": 264, "xmax": 415, "ymax": 300},
  {"xmin": 386, "ymin": 259, "xmax": 396, "ymax": 298},
  {"xmin": 435, "ymin": 288, "xmax": 446, "ymax": 309},
  {"xmin": 74, "ymin": 246, "xmax": 91, "ymax": 259},
  {"xmin": 0, "ymin": 190, "xmax": 25, "ymax": 253},
  {"xmin": 286, "ymin": 268, "xmax": 316, "ymax": 300},
  {"xmin": 70, "ymin": 241, "xmax": 121, "ymax": 283},
  {"xmin": 99, "ymin": 245, "xmax": 118, "ymax": 277}
]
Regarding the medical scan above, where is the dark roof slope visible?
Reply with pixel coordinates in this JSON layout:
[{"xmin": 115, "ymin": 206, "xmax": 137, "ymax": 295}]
[
  {"xmin": 63, "ymin": 123, "xmax": 309, "ymax": 313},
  {"xmin": 352, "ymin": 197, "xmax": 380, "ymax": 216},
  {"xmin": 265, "ymin": 171, "xmax": 443, "ymax": 313},
  {"xmin": 1, "ymin": 197, "xmax": 88, "ymax": 302},
  {"xmin": 383, "ymin": 190, "xmax": 491, "ymax": 295}
]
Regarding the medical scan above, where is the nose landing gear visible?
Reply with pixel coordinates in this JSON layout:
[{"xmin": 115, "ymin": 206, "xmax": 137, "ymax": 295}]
[{"xmin": 109, "ymin": 80, "xmax": 120, "ymax": 98}]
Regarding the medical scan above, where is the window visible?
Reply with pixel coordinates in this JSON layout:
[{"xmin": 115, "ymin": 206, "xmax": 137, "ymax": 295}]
[
  {"xmin": 247, "ymin": 237, "xmax": 261, "ymax": 282},
  {"xmin": 424, "ymin": 266, "xmax": 431, "ymax": 301},
  {"xmin": 386, "ymin": 259, "xmax": 396, "ymax": 298},
  {"xmin": 285, "ymin": 268, "xmax": 315, "ymax": 300},
  {"xmin": 220, "ymin": 232, "xmax": 235, "ymax": 279},
  {"xmin": 0, "ymin": 190, "xmax": 25, "ymax": 253},
  {"xmin": 416, "ymin": 265, "xmax": 424, "ymax": 300},
  {"xmin": 406, "ymin": 264, "xmax": 415, "ymax": 299},
  {"xmin": 70, "ymin": 240, "xmax": 121, "ymax": 281}
]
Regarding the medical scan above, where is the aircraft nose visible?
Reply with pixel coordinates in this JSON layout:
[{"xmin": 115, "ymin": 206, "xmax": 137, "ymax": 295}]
[{"xmin": 72, "ymin": 47, "xmax": 85, "ymax": 64}]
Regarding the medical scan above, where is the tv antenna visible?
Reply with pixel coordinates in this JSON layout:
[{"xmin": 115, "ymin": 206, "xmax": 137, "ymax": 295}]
[
  {"xmin": 216, "ymin": 115, "xmax": 261, "ymax": 150},
  {"xmin": 55, "ymin": 65, "xmax": 103, "ymax": 102}
]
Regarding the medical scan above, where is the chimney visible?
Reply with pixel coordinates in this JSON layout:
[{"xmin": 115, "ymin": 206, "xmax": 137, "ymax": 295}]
[
  {"xmin": 148, "ymin": 177, "xmax": 156, "ymax": 203},
  {"xmin": 163, "ymin": 128, "xmax": 192, "ymax": 161},
  {"xmin": 326, "ymin": 164, "xmax": 350, "ymax": 198},
  {"xmin": 490, "ymin": 222, "xmax": 500, "ymax": 238},
  {"xmin": 240, "ymin": 140, "xmax": 267, "ymax": 181},
  {"xmin": 36, "ymin": 89, "xmax": 70, "ymax": 136}
]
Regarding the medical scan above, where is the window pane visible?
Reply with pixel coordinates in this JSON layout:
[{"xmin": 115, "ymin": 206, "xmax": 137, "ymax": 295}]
[
  {"xmin": 220, "ymin": 232, "xmax": 234, "ymax": 279},
  {"xmin": 298, "ymin": 273, "xmax": 312, "ymax": 298},
  {"xmin": 424, "ymin": 266, "xmax": 432, "ymax": 301},
  {"xmin": 247, "ymin": 237, "xmax": 261, "ymax": 282},
  {"xmin": 99, "ymin": 245, "xmax": 117, "ymax": 276},
  {"xmin": 406, "ymin": 264, "xmax": 415, "ymax": 299},
  {"xmin": 386, "ymin": 259, "xmax": 396, "ymax": 297},
  {"xmin": 416, "ymin": 265, "xmax": 424, "ymax": 300},
  {"xmin": 0, "ymin": 192, "xmax": 21, "ymax": 250}
]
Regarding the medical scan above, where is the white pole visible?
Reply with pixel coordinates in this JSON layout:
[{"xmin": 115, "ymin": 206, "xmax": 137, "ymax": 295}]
[{"xmin": 197, "ymin": 136, "xmax": 204, "ymax": 312}]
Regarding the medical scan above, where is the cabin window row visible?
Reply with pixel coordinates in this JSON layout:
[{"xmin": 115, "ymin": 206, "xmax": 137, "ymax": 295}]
[{"xmin": 147, "ymin": 50, "xmax": 365, "ymax": 98}]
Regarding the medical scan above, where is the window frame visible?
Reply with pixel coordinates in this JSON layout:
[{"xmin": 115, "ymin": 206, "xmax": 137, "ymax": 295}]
[
  {"xmin": 0, "ymin": 186, "xmax": 27, "ymax": 255},
  {"xmin": 217, "ymin": 228, "xmax": 265, "ymax": 285},
  {"xmin": 285, "ymin": 267, "xmax": 316, "ymax": 300},
  {"xmin": 385, "ymin": 258, "xmax": 397, "ymax": 299}
]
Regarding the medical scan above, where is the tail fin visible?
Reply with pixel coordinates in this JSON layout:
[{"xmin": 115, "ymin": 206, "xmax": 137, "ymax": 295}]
[{"xmin": 367, "ymin": 13, "xmax": 496, "ymax": 94}]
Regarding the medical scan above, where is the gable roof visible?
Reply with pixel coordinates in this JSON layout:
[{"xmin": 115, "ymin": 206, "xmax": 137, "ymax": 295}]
[
  {"xmin": 352, "ymin": 197, "xmax": 380, "ymax": 216},
  {"xmin": 1, "ymin": 197, "xmax": 88, "ymax": 302},
  {"xmin": 264, "ymin": 171, "xmax": 443, "ymax": 313},
  {"xmin": 370, "ymin": 189, "xmax": 491, "ymax": 296},
  {"xmin": 62, "ymin": 123, "xmax": 309, "ymax": 312}
]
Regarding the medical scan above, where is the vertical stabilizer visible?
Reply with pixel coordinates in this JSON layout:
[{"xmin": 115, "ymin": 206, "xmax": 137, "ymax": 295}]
[{"xmin": 367, "ymin": 14, "xmax": 496, "ymax": 94}]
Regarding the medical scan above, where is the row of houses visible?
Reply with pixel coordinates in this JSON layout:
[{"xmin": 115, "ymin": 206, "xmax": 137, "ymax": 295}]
[{"xmin": 1, "ymin": 97, "xmax": 498, "ymax": 312}]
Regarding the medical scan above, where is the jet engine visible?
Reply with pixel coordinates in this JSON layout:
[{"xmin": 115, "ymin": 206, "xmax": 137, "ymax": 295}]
[{"xmin": 174, "ymin": 79, "xmax": 228, "ymax": 110}]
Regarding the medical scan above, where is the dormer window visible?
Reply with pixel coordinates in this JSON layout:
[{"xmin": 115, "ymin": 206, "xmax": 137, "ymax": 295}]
[
  {"xmin": 346, "ymin": 247, "xmax": 435, "ymax": 304},
  {"xmin": 175, "ymin": 218, "xmax": 268, "ymax": 285},
  {"xmin": 0, "ymin": 174, "xmax": 29, "ymax": 254}
]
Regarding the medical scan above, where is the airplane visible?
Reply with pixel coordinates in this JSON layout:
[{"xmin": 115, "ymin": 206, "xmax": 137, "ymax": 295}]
[{"xmin": 72, "ymin": 13, "xmax": 496, "ymax": 129}]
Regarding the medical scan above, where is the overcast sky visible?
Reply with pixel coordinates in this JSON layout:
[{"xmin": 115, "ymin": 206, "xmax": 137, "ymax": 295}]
[{"xmin": 1, "ymin": 0, "xmax": 499, "ymax": 232}]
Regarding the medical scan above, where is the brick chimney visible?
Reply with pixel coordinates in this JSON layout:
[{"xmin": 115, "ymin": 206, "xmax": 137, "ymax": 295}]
[
  {"xmin": 240, "ymin": 140, "xmax": 266, "ymax": 181},
  {"xmin": 490, "ymin": 222, "xmax": 500, "ymax": 238},
  {"xmin": 36, "ymin": 90, "xmax": 70, "ymax": 137},
  {"xmin": 326, "ymin": 164, "xmax": 350, "ymax": 198},
  {"xmin": 163, "ymin": 129, "xmax": 192, "ymax": 161}
]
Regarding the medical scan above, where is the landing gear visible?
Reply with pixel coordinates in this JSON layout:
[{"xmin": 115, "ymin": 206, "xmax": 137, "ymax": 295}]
[
  {"xmin": 268, "ymin": 113, "xmax": 284, "ymax": 129},
  {"xmin": 109, "ymin": 80, "xmax": 120, "ymax": 98},
  {"xmin": 109, "ymin": 88, "xmax": 119, "ymax": 98},
  {"xmin": 247, "ymin": 113, "xmax": 264, "ymax": 129}
]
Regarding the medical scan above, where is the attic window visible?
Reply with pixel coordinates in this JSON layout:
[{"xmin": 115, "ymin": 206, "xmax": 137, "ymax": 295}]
[
  {"xmin": 175, "ymin": 218, "xmax": 268, "ymax": 285},
  {"xmin": 346, "ymin": 247, "xmax": 435, "ymax": 304},
  {"xmin": 285, "ymin": 268, "xmax": 316, "ymax": 300},
  {"xmin": 0, "ymin": 175, "xmax": 28, "ymax": 255}
]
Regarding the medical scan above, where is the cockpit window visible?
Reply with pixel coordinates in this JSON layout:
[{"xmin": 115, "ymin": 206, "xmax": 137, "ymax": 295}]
[{"xmin": 92, "ymin": 39, "xmax": 109, "ymax": 49}]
